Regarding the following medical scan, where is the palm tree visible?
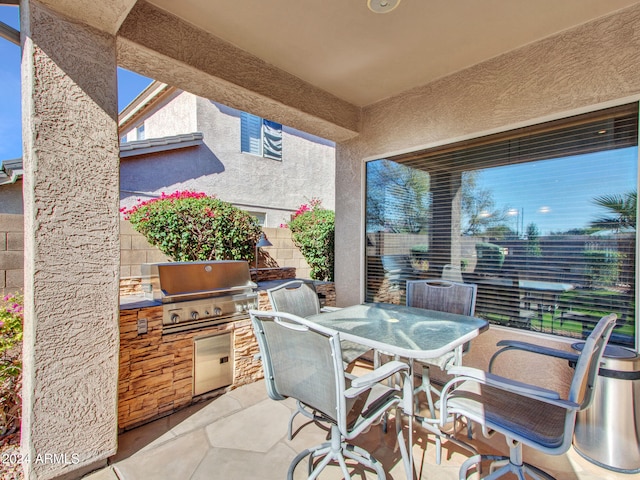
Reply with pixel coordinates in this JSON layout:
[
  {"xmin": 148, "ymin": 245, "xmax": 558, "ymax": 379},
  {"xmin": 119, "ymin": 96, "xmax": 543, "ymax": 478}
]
[
  {"xmin": 590, "ymin": 191, "xmax": 637, "ymax": 232},
  {"xmin": 589, "ymin": 190, "xmax": 636, "ymax": 291}
]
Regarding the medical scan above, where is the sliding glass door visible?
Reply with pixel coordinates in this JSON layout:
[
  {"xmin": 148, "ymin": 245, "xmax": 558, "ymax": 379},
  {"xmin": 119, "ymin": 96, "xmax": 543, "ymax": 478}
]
[{"xmin": 365, "ymin": 103, "xmax": 638, "ymax": 348}]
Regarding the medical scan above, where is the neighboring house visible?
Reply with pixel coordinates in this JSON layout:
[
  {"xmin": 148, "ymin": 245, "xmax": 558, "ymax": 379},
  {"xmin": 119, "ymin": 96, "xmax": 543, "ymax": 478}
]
[
  {"xmin": 0, "ymin": 158, "xmax": 22, "ymax": 214},
  {"xmin": 0, "ymin": 81, "xmax": 336, "ymax": 228},
  {"xmin": 118, "ymin": 81, "xmax": 336, "ymax": 227}
]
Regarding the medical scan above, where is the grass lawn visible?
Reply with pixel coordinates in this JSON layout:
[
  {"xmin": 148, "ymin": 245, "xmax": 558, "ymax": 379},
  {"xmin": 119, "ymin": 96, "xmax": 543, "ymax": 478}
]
[{"xmin": 481, "ymin": 287, "xmax": 635, "ymax": 346}]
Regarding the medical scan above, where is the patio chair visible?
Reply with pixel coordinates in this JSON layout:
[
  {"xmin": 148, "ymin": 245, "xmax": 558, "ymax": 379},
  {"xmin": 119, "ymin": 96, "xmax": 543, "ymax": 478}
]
[
  {"xmin": 405, "ymin": 279, "xmax": 477, "ymax": 397},
  {"xmin": 267, "ymin": 281, "xmax": 372, "ymax": 441},
  {"xmin": 405, "ymin": 279, "xmax": 477, "ymax": 463},
  {"xmin": 267, "ymin": 280, "xmax": 371, "ymax": 365},
  {"xmin": 439, "ymin": 313, "xmax": 617, "ymax": 480},
  {"xmin": 250, "ymin": 309, "xmax": 412, "ymax": 480}
]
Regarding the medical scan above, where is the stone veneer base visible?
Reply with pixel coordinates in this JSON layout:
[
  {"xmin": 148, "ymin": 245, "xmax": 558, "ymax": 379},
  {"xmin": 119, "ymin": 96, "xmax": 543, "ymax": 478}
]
[{"xmin": 118, "ymin": 277, "xmax": 336, "ymax": 431}]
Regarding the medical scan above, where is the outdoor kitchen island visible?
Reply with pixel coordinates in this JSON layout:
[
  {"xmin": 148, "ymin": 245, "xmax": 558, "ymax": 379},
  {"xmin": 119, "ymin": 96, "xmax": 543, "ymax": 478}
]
[{"xmin": 117, "ymin": 262, "xmax": 336, "ymax": 431}]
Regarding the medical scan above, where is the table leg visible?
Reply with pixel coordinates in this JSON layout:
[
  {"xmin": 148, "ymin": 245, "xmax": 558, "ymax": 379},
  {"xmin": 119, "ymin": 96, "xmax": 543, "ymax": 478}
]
[{"xmin": 407, "ymin": 358, "xmax": 417, "ymax": 479}]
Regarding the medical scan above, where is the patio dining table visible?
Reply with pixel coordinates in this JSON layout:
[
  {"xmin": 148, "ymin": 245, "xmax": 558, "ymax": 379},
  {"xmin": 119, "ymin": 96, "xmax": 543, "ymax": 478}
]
[{"xmin": 307, "ymin": 302, "xmax": 489, "ymax": 479}]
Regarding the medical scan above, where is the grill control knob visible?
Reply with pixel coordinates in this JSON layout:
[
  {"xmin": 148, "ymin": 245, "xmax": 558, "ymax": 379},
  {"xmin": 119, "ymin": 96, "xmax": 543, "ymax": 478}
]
[
  {"xmin": 190, "ymin": 311, "xmax": 199, "ymax": 320},
  {"xmin": 170, "ymin": 313, "xmax": 180, "ymax": 324},
  {"xmin": 213, "ymin": 307, "xmax": 222, "ymax": 316}
]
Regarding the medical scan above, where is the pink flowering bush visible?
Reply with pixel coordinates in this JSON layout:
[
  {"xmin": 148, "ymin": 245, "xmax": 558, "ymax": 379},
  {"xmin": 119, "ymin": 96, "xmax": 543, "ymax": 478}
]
[
  {"xmin": 1, "ymin": 292, "xmax": 23, "ymax": 436},
  {"xmin": 282, "ymin": 198, "xmax": 335, "ymax": 281},
  {"xmin": 121, "ymin": 191, "xmax": 262, "ymax": 262}
]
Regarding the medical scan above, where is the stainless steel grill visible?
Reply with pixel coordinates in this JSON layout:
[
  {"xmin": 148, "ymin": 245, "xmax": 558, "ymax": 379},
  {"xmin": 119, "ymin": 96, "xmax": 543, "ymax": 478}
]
[{"xmin": 141, "ymin": 261, "xmax": 258, "ymax": 334}]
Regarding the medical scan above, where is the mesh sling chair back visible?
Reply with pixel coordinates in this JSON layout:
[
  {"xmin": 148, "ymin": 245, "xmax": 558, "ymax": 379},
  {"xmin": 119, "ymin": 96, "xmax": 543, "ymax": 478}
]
[
  {"xmin": 267, "ymin": 279, "xmax": 321, "ymax": 318},
  {"xmin": 267, "ymin": 280, "xmax": 372, "ymax": 440},
  {"xmin": 439, "ymin": 312, "xmax": 617, "ymax": 480},
  {"xmin": 405, "ymin": 279, "xmax": 478, "ymax": 463},
  {"xmin": 267, "ymin": 280, "xmax": 371, "ymax": 366},
  {"xmin": 250, "ymin": 310, "xmax": 412, "ymax": 480}
]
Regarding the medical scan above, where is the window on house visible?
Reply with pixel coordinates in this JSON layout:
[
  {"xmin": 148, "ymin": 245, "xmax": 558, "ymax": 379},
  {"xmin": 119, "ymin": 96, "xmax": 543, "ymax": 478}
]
[
  {"xmin": 240, "ymin": 112, "xmax": 282, "ymax": 160},
  {"xmin": 365, "ymin": 103, "xmax": 638, "ymax": 348},
  {"xmin": 136, "ymin": 124, "xmax": 145, "ymax": 140},
  {"xmin": 248, "ymin": 211, "xmax": 266, "ymax": 226}
]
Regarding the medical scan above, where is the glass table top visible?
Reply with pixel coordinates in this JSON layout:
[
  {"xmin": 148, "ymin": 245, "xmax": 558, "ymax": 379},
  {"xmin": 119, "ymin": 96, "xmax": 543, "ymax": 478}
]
[{"xmin": 308, "ymin": 302, "xmax": 489, "ymax": 359}]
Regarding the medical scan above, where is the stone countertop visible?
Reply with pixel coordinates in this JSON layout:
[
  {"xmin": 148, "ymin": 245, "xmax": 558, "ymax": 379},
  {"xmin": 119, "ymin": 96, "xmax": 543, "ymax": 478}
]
[
  {"xmin": 119, "ymin": 278, "xmax": 329, "ymax": 309},
  {"xmin": 255, "ymin": 278, "xmax": 330, "ymax": 291},
  {"xmin": 119, "ymin": 294, "xmax": 161, "ymax": 310}
]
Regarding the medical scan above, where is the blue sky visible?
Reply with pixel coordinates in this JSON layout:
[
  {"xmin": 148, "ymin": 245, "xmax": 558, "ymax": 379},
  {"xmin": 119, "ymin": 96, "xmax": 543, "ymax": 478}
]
[
  {"xmin": 0, "ymin": 5, "xmax": 152, "ymax": 161},
  {"xmin": 477, "ymin": 147, "xmax": 638, "ymax": 235}
]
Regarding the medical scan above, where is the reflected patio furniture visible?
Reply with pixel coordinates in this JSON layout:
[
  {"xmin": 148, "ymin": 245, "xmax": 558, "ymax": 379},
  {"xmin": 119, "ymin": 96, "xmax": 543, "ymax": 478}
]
[
  {"xmin": 405, "ymin": 279, "xmax": 478, "ymax": 463},
  {"xmin": 250, "ymin": 309, "xmax": 412, "ymax": 480},
  {"xmin": 380, "ymin": 254, "xmax": 415, "ymax": 290},
  {"xmin": 472, "ymin": 276, "xmax": 574, "ymax": 330},
  {"xmin": 440, "ymin": 313, "xmax": 617, "ymax": 480},
  {"xmin": 442, "ymin": 264, "xmax": 464, "ymax": 283}
]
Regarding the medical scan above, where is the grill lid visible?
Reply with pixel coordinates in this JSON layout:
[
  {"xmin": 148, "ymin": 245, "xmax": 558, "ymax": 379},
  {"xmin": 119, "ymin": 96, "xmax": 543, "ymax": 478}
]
[{"xmin": 141, "ymin": 261, "xmax": 256, "ymax": 302}]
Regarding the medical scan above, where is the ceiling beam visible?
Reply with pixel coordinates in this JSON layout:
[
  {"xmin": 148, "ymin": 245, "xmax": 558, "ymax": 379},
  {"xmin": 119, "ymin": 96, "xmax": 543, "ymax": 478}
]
[
  {"xmin": 0, "ymin": 20, "xmax": 19, "ymax": 45},
  {"xmin": 117, "ymin": 1, "xmax": 360, "ymax": 142}
]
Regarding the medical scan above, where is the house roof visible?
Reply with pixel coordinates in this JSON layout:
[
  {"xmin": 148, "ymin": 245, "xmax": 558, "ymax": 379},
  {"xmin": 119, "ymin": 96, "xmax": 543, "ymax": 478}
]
[
  {"xmin": 0, "ymin": 158, "xmax": 23, "ymax": 185},
  {"xmin": 1, "ymin": 132, "xmax": 205, "ymax": 183},
  {"xmin": 119, "ymin": 132, "xmax": 204, "ymax": 158}
]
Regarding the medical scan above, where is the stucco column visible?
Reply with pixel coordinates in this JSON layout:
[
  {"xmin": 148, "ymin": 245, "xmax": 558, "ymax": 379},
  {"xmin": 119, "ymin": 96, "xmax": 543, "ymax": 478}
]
[
  {"xmin": 21, "ymin": 1, "xmax": 120, "ymax": 479},
  {"xmin": 334, "ymin": 142, "xmax": 363, "ymax": 307},
  {"xmin": 429, "ymin": 172, "xmax": 463, "ymax": 276}
]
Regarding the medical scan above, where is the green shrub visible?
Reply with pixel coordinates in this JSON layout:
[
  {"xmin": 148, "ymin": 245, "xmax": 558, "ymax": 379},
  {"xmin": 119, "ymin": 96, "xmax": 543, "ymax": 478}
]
[
  {"xmin": 284, "ymin": 199, "xmax": 335, "ymax": 281},
  {"xmin": 1, "ymin": 292, "xmax": 23, "ymax": 436},
  {"xmin": 122, "ymin": 191, "xmax": 262, "ymax": 262}
]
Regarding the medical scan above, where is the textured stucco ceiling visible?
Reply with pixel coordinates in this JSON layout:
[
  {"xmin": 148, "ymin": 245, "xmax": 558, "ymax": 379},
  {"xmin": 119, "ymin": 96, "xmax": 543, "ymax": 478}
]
[{"xmin": 145, "ymin": 0, "xmax": 640, "ymax": 107}]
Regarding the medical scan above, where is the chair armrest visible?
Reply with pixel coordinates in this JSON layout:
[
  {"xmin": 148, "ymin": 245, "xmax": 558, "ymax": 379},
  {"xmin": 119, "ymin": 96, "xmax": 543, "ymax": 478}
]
[
  {"xmin": 447, "ymin": 366, "xmax": 561, "ymax": 400},
  {"xmin": 439, "ymin": 367, "xmax": 581, "ymax": 428},
  {"xmin": 349, "ymin": 360, "xmax": 409, "ymax": 390},
  {"xmin": 489, "ymin": 340, "xmax": 580, "ymax": 372}
]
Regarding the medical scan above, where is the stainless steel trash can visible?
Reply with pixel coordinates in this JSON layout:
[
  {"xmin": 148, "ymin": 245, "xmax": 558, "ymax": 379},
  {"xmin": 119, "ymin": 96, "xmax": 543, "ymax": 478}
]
[{"xmin": 572, "ymin": 342, "xmax": 640, "ymax": 473}]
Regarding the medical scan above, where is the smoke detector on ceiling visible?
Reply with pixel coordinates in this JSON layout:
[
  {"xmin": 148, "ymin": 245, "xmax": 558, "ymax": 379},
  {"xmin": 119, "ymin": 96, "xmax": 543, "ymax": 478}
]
[{"xmin": 367, "ymin": 0, "xmax": 401, "ymax": 14}]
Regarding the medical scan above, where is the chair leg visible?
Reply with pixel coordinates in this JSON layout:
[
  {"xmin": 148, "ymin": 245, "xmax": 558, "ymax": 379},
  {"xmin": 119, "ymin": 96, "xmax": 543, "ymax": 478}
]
[
  {"xmin": 287, "ymin": 409, "xmax": 299, "ymax": 441},
  {"xmin": 458, "ymin": 440, "xmax": 556, "ymax": 480},
  {"xmin": 288, "ymin": 400, "xmax": 323, "ymax": 440},
  {"xmin": 288, "ymin": 424, "xmax": 388, "ymax": 480},
  {"xmin": 459, "ymin": 454, "xmax": 482, "ymax": 480}
]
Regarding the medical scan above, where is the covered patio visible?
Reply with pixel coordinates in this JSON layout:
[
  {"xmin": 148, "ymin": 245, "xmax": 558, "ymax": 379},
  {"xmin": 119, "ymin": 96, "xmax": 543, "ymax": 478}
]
[
  {"xmin": 10, "ymin": 0, "xmax": 640, "ymax": 478},
  {"xmin": 81, "ymin": 377, "xmax": 621, "ymax": 480}
]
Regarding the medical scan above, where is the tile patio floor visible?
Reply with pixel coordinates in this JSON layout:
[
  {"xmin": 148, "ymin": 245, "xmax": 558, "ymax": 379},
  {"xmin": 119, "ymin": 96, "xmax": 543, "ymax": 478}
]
[{"xmin": 84, "ymin": 369, "xmax": 630, "ymax": 480}]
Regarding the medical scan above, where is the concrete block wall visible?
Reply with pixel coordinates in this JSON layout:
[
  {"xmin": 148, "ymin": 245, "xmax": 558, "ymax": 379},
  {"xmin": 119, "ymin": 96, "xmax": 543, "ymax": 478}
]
[
  {"xmin": 0, "ymin": 217, "xmax": 314, "ymax": 296},
  {"xmin": 0, "ymin": 214, "xmax": 23, "ymax": 296},
  {"xmin": 261, "ymin": 226, "xmax": 311, "ymax": 279},
  {"xmin": 119, "ymin": 221, "xmax": 171, "ymax": 295}
]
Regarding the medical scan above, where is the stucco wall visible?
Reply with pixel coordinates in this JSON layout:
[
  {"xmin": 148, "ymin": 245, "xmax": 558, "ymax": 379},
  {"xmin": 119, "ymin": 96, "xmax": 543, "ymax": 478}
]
[
  {"xmin": 124, "ymin": 89, "xmax": 198, "ymax": 140},
  {"xmin": 119, "ymin": 97, "xmax": 336, "ymax": 227},
  {"xmin": 196, "ymin": 99, "xmax": 335, "ymax": 226},
  {"xmin": 335, "ymin": 3, "xmax": 640, "ymax": 308},
  {"xmin": 21, "ymin": 1, "xmax": 121, "ymax": 478}
]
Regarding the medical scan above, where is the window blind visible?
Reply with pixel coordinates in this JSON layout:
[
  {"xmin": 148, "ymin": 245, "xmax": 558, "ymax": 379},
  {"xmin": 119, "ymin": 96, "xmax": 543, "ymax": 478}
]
[
  {"xmin": 241, "ymin": 112, "xmax": 262, "ymax": 156},
  {"xmin": 365, "ymin": 103, "xmax": 638, "ymax": 348}
]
